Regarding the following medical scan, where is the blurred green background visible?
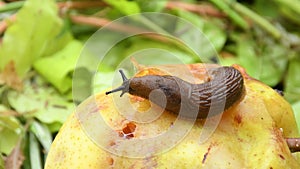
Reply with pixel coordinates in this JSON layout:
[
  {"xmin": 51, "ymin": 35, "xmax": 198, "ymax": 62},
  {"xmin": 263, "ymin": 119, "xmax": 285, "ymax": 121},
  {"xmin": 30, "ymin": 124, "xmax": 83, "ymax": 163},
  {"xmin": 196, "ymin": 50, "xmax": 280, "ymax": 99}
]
[{"xmin": 0, "ymin": 0, "xmax": 300, "ymax": 168}]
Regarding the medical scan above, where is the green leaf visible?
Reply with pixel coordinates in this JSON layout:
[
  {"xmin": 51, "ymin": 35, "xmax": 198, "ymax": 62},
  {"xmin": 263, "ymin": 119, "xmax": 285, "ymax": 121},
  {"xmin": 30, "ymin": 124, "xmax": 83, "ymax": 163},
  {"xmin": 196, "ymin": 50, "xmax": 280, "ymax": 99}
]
[
  {"xmin": 41, "ymin": 31, "xmax": 73, "ymax": 58},
  {"xmin": 124, "ymin": 38, "xmax": 196, "ymax": 64},
  {"xmin": 258, "ymin": 45, "xmax": 288, "ymax": 86},
  {"xmin": 7, "ymin": 77, "xmax": 74, "ymax": 124},
  {"xmin": 274, "ymin": 0, "xmax": 300, "ymax": 23},
  {"xmin": 0, "ymin": 0, "xmax": 63, "ymax": 77},
  {"xmin": 254, "ymin": 0, "xmax": 279, "ymax": 18},
  {"xmin": 33, "ymin": 40, "xmax": 83, "ymax": 93},
  {"xmin": 285, "ymin": 58, "xmax": 300, "ymax": 103},
  {"xmin": 175, "ymin": 10, "xmax": 226, "ymax": 62},
  {"xmin": 30, "ymin": 121, "xmax": 52, "ymax": 153},
  {"xmin": 46, "ymin": 122, "xmax": 63, "ymax": 133},
  {"xmin": 93, "ymin": 71, "xmax": 116, "ymax": 94},
  {"xmin": 202, "ymin": 19, "xmax": 227, "ymax": 52},
  {"xmin": 0, "ymin": 127, "xmax": 20, "ymax": 155},
  {"xmin": 29, "ymin": 133, "xmax": 42, "ymax": 169},
  {"xmin": 0, "ymin": 116, "xmax": 22, "ymax": 132},
  {"xmin": 292, "ymin": 101, "xmax": 300, "ymax": 133},
  {"xmin": 0, "ymin": 115, "xmax": 22, "ymax": 155},
  {"xmin": 228, "ymin": 33, "xmax": 287, "ymax": 86},
  {"xmin": 234, "ymin": 35, "xmax": 260, "ymax": 79},
  {"xmin": 72, "ymin": 67, "xmax": 93, "ymax": 102},
  {"xmin": 175, "ymin": 9, "xmax": 204, "ymax": 30},
  {"xmin": 136, "ymin": 0, "xmax": 167, "ymax": 12},
  {"xmin": 103, "ymin": 0, "xmax": 140, "ymax": 15}
]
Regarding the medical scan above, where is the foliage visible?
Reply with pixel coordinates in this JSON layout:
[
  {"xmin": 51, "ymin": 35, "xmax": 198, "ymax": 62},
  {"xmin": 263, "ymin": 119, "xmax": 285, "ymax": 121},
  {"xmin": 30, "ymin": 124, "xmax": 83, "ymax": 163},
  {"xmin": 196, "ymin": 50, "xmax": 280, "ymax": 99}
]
[{"xmin": 0, "ymin": 0, "xmax": 299, "ymax": 168}]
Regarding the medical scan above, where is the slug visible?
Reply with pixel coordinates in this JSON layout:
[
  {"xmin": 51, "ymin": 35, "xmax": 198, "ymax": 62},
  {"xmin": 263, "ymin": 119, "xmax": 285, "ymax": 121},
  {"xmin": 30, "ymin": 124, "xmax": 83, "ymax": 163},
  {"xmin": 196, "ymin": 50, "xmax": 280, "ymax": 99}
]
[{"xmin": 106, "ymin": 66, "xmax": 244, "ymax": 119}]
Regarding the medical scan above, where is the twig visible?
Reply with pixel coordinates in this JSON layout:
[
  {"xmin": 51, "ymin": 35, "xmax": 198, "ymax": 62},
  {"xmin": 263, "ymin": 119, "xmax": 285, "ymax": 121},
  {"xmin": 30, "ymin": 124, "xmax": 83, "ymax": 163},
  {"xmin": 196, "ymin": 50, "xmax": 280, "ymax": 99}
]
[
  {"xmin": 69, "ymin": 15, "xmax": 145, "ymax": 34},
  {"xmin": 69, "ymin": 14, "xmax": 197, "ymax": 57},
  {"xmin": 69, "ymin": 15, "xmax": 171, "ymax": 42},
  {"xmin": 57, "ymin": 1, "xmax": 106, "ymax": 10},
  {"xmin": 166, "ymin": 1, "xmax": 226, "ymax": 18},
  {"xmin": 69, "ymin": 14, "xmax": 167, "ymax": 40},
  {"xmin": 286, "ymin": 138, "xmax": 300, "ymax": 153}
]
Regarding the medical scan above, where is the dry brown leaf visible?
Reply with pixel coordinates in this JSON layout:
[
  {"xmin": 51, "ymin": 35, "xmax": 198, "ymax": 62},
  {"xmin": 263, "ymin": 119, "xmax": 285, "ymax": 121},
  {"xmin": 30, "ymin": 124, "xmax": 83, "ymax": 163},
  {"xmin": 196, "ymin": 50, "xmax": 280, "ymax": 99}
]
[
  {"xmin": 4, "ymin": 140, "xmax": 24, "ymax": 169},
  {"xmin": 0, "ymin": 110, "xmax": 19, "ymax": 117},
  {"xmin": 0, "ymin": 61, "xmax": 23, "ymax": 91}
]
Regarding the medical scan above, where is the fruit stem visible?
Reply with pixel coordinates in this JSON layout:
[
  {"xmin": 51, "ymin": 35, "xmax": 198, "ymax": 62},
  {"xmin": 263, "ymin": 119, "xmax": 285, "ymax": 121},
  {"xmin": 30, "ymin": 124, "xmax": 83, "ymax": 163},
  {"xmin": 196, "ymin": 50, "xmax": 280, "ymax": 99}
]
[{"xmin": 286, "ymin": 138, "xmax": 300, "ymax": 152}]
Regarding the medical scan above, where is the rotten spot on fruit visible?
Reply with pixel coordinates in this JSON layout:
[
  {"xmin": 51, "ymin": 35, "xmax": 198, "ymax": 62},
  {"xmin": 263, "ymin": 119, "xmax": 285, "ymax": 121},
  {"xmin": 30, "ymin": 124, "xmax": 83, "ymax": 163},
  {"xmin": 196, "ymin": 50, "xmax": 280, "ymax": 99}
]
[{"xmin": 118, "ymin": 122, "xmax": 136, "ymax": 139}]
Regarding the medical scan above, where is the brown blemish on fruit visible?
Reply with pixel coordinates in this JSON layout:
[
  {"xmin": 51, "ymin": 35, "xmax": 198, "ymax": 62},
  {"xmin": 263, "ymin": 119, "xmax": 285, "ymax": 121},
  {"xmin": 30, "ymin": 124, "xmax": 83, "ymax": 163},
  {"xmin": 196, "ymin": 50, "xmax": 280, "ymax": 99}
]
[
  {"xmin": 234, "ymin": 114, "xmax": 242, "ymax": 124},
  {"xmin": 109, "ymin": 141, "xmax": 116, "ymax": 146},
  {"xmin": 118, "ymin": 122, "xmax": 136, "ymax": 139},
  {"xmin": 107, "ymin": 157, "xmax": 114, "ymax": 165},
  {"xmin": 202, "ymin": 144, "xmax": 214, "ymax": 164},
  {"xmin": 271, "ymin": 127, "xmax": 286, "ymax": 153},
  {"xmin": 237, "ymin": 138, "xmax": 244, "ymax": 142},
  {"xmin": 54, "ymin": 151, "xmax": 66, "ymax": 163},
  {"xmin": 278, "ymin": 154, "xmax": 285, "ymax": 160}
]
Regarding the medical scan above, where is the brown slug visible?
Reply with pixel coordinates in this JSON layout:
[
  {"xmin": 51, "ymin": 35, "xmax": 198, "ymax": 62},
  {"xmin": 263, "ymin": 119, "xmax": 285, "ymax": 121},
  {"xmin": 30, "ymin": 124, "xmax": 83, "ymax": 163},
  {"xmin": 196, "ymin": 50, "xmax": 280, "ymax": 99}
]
[{"xmin": 106, "ymin": 66, "xmax": 244, "ymax": 119}]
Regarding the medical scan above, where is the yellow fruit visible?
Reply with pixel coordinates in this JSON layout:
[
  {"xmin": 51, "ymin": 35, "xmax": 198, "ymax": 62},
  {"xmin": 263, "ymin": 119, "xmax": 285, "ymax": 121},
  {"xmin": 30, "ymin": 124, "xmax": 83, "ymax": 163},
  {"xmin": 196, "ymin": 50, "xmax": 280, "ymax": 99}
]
[{"xmin": 45, "ymin": 64, "xmax": 300, "ymax": 168}]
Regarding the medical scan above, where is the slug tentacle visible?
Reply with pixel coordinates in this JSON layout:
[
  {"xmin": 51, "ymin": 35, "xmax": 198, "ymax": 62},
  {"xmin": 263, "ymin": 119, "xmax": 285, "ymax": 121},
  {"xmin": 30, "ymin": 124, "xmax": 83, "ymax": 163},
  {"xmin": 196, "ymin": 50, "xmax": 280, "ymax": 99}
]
[
  {"xmin": 105, "ymin": 70, "xmax": 130, "ymax": 97},
  {"xmin": 106, "ymin": 66, "xmax": 244, "ymax": 119}
]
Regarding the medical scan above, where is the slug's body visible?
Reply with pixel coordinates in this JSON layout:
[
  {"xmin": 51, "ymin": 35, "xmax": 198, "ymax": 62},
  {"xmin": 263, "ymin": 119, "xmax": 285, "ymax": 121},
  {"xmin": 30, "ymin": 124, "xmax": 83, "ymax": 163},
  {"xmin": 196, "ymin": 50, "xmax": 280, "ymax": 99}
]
[{"xmin": 106, "ymin": 66, "xmax": 244, "ymax": 119}]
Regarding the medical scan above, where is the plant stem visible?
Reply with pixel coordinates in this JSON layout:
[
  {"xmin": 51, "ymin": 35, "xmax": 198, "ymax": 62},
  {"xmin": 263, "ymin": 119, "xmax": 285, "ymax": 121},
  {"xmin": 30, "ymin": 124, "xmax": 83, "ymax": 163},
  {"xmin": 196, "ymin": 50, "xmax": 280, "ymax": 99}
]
[
  {"xmin": 166, "ymin": 1, "xmax": 226, "ymax": 18},
  {"xmin": 208, "ymin": 0, "xmax": 249, "ymax": 29},
  {"xmin": 274, "ymin": 0, "xmax": 300, "ymax": 15},
  {"xmin": 0, "ymin": 1, "xmax": 24, "ymax": 13},
  {"xmin": 131, "ymin": 15, "xmax": 170, "ymax": 35},
  {"xmin": 229, "ymin": 1, "xmax": 281, "ymax": 39}
]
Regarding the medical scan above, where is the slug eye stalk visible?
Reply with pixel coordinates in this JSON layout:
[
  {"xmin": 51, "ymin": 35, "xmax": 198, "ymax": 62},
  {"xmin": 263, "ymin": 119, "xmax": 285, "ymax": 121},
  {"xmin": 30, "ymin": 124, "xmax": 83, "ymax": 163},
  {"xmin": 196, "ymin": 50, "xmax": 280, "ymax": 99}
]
[{"xmin": 105, "ymin": 70, "xmax": 130, "ymax": 97}]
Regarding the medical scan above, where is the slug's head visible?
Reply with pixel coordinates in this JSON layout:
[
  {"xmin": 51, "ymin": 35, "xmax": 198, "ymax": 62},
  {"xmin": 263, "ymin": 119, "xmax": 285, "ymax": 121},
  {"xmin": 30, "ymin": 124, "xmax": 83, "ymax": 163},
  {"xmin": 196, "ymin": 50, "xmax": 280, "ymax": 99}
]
[{"xmin": 105, "ymin": 70, "xmax": 130, "ymax": 97}]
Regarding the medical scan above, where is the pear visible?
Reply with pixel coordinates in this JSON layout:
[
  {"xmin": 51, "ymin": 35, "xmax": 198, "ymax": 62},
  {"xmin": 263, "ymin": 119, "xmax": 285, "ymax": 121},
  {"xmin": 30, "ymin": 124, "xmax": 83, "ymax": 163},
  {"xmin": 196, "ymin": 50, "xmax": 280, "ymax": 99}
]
[{"xmin": 45, "ymin": 64, "xmax": 300, "ymax": 168}]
